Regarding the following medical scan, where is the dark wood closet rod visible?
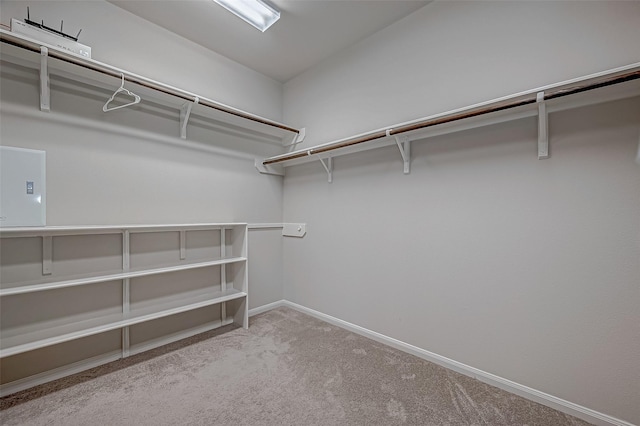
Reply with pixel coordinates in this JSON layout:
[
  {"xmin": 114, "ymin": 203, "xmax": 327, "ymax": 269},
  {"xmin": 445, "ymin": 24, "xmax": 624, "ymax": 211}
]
[
  {"xmin": 0, "ymin": 32, "xmax": 300, "ymax": 135},
  {"xmin": 263, "ymin": 68, "xmax": 640, "ymax": 165}
]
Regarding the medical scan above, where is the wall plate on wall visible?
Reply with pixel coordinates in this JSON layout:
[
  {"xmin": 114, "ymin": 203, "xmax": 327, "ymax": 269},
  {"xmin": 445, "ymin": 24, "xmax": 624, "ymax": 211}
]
[
  {"xmin": 282, "ymin": 223, "xmax": 306, "ymax": 238},
  {"xmin": 0, "ymin": 146, "xmax": 46, "ymax": 227}
]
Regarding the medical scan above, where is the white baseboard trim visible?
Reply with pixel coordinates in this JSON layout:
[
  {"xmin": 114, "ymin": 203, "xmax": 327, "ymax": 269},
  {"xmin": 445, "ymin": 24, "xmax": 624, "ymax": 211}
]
[
  {"xmin": 248, "ymin": 300, "xmax": 286, "ymax": 317},
  {"xmin": 250, "ymin": 299, "xmax": 632, "ymax": 426}
]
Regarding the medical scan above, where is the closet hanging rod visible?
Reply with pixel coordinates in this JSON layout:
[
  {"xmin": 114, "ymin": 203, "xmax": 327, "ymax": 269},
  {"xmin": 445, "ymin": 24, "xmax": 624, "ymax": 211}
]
[
  {"xmin": 263, "ymin": 65, "xmax": 640, "ymax": 166},
  {"xmin": 0, "ymin": 31, "xmax": 300, "ymax": 135}
]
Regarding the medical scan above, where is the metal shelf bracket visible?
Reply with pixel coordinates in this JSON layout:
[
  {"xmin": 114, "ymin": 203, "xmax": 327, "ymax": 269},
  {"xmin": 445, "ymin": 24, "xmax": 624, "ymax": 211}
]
[
  {"xmin": 39, "ymin": 46, "xmax": 50, "ymax": 112},
  {"xmin": 319, "ymin": 156, "xmax": 333, "ymax": 183},
  {"xmin": 388, "ymin": 130, "xmax": 411, "ymax": 174},
  {"xmin": 180, "ymin": 96, "xmax": 199, "ymax": 139},
  {"xmin": 537, "ymin": 91, "xmax": 549, "ymax": 159}
]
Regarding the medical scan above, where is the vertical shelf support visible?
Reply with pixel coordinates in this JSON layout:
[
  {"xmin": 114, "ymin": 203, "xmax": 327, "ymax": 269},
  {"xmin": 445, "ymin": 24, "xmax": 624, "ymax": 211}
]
[
  {"xmin": 39, "ymin": 47, "xmax": 50, "ymax": 112},
  {"xmin": 179, "ymin": 231, "xmax": 186, "ymax": 260},
  {"xmin": 122, "ymin": 279, "xmax": 130, "ymax": 358},
  {"xmin": 122, "ymin": 230, "xmax": 130, "ymax": 271},
  {"xmin": 390, "ymin": 131, "xmax": 411, "ymax": 174},
  {"xmin": 240, "ymin": 226, "xmax": 248, "ymax": 329},
  {"xmin": 537, "ymin": 91, "xmax": 549, "ymax": 159},
  {"xmin": 180, "ymin": 96, "xmax": 199, "ymax": 139},
  {"xmin": 42, "ymin": 236, "xmax": 52, "ymax": 275},
  {"xmin": 319, "ymin": 157, "xmax": 333, "ymax": 183},
  {"xmin": 220, "ymin": 228, "xmax": 227, "ymax": 321},
  {"xmin": 122, "ymin": 230, "xmax": 130, "ymax": 358}
]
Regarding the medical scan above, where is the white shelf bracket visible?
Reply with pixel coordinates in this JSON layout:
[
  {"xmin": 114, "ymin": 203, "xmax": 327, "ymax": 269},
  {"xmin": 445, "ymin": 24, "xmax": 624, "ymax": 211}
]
[
  {"xmin": 319, "ymin": 156, "xmax": 333, "ymax": 183},
  {"xmin": 537, "ymin": 91, "xmax": 549, "ymax": 159},
  {"xmin": 42, "ymin": 236, "xmax": 52, "ymax": 275},
  {"xmin": 255, "ymin": 159, "xmax": 285, "ymax": 176},
  {"xmin": 39, "ymin": 46, "xmax": 50, "ymax": 112},
  {"xmin": 180, "ymin": 96, "xmax": 199, "ymax": 139},
  {"xmin": 388, "ymin": 130, "xmax": 411, "ymax": 174},
  {"xmin": 285, "ymin": 127, "xmax": 306, "ymax": 146}
]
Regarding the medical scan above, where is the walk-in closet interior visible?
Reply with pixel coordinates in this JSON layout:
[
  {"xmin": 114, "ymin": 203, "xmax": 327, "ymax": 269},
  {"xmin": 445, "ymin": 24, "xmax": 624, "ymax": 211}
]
[{"xmin": 0, "ymin": 1, "xmax": 638, "ymax": 425}]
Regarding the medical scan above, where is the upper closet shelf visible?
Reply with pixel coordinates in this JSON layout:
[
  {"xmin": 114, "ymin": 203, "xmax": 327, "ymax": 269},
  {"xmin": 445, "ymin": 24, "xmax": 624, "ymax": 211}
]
[
  {"xmin": 0, "ymin": 29, "xmax": 305, "ymax": 146},
  {"xmin": 261, "ymin": 62, "xmax": 640, "ymax": 176},
  {"xmin": 0, "ymin": 222, "xmax": 247, "ymax": 238}
]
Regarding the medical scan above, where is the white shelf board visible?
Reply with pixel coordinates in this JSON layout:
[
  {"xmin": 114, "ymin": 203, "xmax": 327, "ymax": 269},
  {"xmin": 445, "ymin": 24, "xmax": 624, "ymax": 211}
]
[
  {"xmin": 0, "ymin": 222, "xmax": 247, "ymax": 237},
  {"xmin": 128, "ymin": 318, "xmax": 235, "ymax": 357},
  {"xmin": 0, "ymin": 257, "xmax": 247, "ymax": 297},
  {"xmin": 0, "ymin": 30, "xmax": 299, "ymax": 144},
  {"xmin": 0, "ymin": 287, "xmax": 246, "ymax": 358},
  {"xmin": 0, "ymin": 350, "xmax": 123, "ymax": 398},
  {"xmin": 263, "ymin": 63, "xmax": 640, "ymax": 168}
]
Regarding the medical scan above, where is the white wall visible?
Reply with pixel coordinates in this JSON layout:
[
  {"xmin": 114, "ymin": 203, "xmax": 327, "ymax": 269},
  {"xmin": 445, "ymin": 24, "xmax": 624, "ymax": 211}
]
[
  {"xmin": 0, "ymin": 0, "xmax": 283, "ymax": 121},
  {"xmin": 284, "ymin": 1, "xmax": 640, "ymax": 147},
  {"xmin": 0, "ymin": 0, "xmax": 285, "ymax": 309},
  {"xmin": 282, "ymin": 1, "xmax": 640, "ymax": 424}
]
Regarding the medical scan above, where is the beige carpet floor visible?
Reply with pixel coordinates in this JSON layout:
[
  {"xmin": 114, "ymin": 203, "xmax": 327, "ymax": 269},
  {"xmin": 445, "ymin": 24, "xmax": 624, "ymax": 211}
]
[{"xmin": 1, "ymin": 307, "xmax": 591, "ymax": 425}]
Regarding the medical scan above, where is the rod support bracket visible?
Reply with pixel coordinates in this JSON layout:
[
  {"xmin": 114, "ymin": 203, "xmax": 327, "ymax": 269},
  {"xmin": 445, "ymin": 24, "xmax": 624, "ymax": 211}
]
[
  {"xmin": 180, "ymin": 96, "xmax": 199, "ymax": 139},
  {"xmin": 40, "ymin": 46, "xmax": 50, "ymax": 112},
  {"xmin": 537, "ymin": 91, "xmax": 549, "ymax": 159},
  {"xmin": 285, "ymin": 127, "xmax": 306, "ymax": 146},
  {"xmin": 388, "ymin": 130, "xmax": 411, "ymax": 174},
  {"xmin": 319, "ymin": 157, "xmax": 333, "ymax": 183},
  {"xmin": 255, "ymin": 159, "xmax": 285, "ymax": 176}
]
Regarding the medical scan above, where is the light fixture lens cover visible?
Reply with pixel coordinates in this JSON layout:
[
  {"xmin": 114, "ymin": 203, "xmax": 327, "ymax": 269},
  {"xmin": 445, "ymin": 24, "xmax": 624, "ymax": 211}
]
[{"xmin": 213, "ymin": 0, "xmax": 280, "ymax": 32}]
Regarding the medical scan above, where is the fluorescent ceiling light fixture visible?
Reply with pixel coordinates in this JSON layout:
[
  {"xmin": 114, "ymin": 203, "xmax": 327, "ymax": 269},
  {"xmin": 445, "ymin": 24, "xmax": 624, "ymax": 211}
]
[{"xmin": 213, "ymin": 0, "xmax": 280, "ymax": 32}]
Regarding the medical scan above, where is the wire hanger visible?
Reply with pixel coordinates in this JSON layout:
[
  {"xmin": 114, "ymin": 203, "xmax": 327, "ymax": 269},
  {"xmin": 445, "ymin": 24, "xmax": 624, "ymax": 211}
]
[{"xmin": 103, "ymin": 73, "xmax": 141, "ymax": 112}]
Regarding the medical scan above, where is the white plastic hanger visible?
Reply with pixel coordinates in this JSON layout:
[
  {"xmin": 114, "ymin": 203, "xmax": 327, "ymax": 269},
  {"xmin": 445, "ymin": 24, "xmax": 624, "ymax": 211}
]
[{"xmin": 103, "ymin": 73, "xmax": 141, "ymax": 112}]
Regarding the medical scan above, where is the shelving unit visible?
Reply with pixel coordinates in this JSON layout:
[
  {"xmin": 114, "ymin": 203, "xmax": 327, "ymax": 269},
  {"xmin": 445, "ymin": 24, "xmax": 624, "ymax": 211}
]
[
  {"xmin": 261, "ymin": 63, "xmax": 640, "ymax": 180},
  {"xmin": 0, "ymin": 29, "xmax": 304, "ymax": 147},
  {"xmin": 0, "ymin": 223, "xmax": 248, "ymax": 395}
]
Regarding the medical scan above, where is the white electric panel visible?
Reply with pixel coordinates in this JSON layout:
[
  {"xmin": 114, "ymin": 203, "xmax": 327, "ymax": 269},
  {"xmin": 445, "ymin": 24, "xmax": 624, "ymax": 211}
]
[{"xmin": 0, "ymin": 146, "xmax": 46, "ymax": 227}]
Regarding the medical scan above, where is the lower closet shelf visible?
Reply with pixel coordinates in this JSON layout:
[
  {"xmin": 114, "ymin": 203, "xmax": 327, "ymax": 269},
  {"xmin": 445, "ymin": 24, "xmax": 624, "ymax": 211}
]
[
  {"xmin": 0, "ymin": 288, "xmax": 246, "ymax": 358},
  {"xmin": 1, "ymin": 222, "xmax": 249, "ymax": 395}
]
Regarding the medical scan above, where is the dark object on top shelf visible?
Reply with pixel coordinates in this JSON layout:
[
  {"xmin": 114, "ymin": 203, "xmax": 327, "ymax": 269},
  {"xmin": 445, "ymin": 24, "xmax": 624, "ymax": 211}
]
[{"xmin": 24, "ymin": 6, "xmax": 82, "ymax": 42}]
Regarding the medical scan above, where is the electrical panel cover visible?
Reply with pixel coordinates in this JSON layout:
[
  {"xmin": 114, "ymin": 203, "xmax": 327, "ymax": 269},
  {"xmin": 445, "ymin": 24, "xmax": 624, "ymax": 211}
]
[{"xmin": 0, "ymin": 146, "xmax": 46, "ymax": 227}]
